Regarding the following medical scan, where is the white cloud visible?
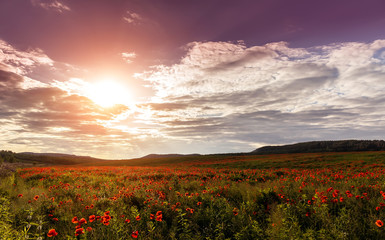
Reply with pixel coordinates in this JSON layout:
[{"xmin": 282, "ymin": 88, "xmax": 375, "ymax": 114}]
[
  {"xmin": 0, "ymin": 39, "xmax": 54, "ymax": 75},
  {"xmin": 121, "ymin": 52, "xmax": 136, "ymax": 64},
  {"xmin": 30, "ymin": 0, "xmax": 70, "ymax": 13},
  {"xmin": 140, "ymin": 40, "xmax": 385, "ymax": 149},
  {"xmin": 122, "ymin": 11, "xmax": 144, "ymax": 25}
]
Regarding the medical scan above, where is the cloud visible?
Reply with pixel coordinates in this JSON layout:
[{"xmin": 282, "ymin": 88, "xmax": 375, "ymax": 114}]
[
  {"xmin": 140, "ymin": 40, "xmax": 385, "ymax": 151},
  {"xmin": 2, "ymin": 37, "xmax": 385, "ymax": 158},
  {"xmin": 0, "ymin": 40, "xmax": 54, "ymax": 75},
  {"xmin": 122, "ymin": 11, "xmax": 144, "ymax": 25},
  {"xmin": 0, "ymin": 40, "xmax": 153, "ymax": 158},
  {"xmin": 30, "ymin": 0, "xmax": 70, "ymax": 13},
  {"xmin": 0, "ymin": 67, "xmax": 136, "ymax": 158},
  {"xmin": 121, "ymin": 52, "xmax": 136, "ymax": 64}
]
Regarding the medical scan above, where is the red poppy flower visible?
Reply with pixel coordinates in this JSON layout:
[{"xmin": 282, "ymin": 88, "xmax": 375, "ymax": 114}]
[
  {"xmin": 232, "ymin": 208, "xmax": 238, "ymax": 216},
  {"xmin": 125, "ymin": 219, "xmax": 131, "ymax": 223},
  {"xmin": 86, "ymin": 227, "xmax": 92, "ymax": 232},
  {"xmin": 33, "ymin": 195, "xmax": 39, "ymax": 201},
  {"xmin": 376, "ymin": 220, "xmax": 384, "ymax": 227},
  {"xmin": 132, "ymin": 230, "xmax": 139, "ymax": 238},
  {"xmin": 136, "ymin": 215, "xmax": 141, "ymax": 221},
  {"xmin": 150, "ymin": 214, "xmax": 155, "ymax": 220},
  {"xmin": 17, "ymin": 194, "xmax": 23, "ymax": 198},
  {"xmin": 47, "ymin": 229, "xmax": 58, "ymax": 237},
  {"xmin": 79, "ymin": 218, "xmax": 87, "ymax": 225},
  {"xmin": 89, "ymin": 215, "xmax": 96, "ymax": 222},
  {"xmin": 186, "ymin": 208, "xmax": 194, "ymax": 214},
  {"xmin": 75, "ymin": 228, "xmax": 84, "ymax": 236},
  {"xmin": 72, "ymin": 217, "xmax": 78, "ymax": 224}
]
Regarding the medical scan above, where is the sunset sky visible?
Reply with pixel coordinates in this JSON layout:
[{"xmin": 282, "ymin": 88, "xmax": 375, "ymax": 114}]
[{"xmin": 1, "ymin": 0, "xmax": 385, "ymax": 159}]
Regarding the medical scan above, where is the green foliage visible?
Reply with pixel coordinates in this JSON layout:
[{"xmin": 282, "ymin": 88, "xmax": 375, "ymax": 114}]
[
  {"xmin": 0, "ymin": 150, "xmax": 16, "ymax": 163},
  {"xmin": 0, "ymin": 197, "xmax": 22, "ymax": 240}
]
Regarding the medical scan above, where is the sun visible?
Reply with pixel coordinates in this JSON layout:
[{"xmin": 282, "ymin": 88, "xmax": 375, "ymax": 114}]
[{"xmin": 85, "ymin": 80, "xmax": 132, "ymax": 107}]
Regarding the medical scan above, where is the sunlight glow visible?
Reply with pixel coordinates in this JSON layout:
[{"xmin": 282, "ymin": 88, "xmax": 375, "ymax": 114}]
[{"xmin": 86, "ymin": 80, "xmax": 132, "ymax": 107}]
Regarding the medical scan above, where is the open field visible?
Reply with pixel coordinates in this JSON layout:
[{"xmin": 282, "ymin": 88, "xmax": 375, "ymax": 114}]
[{"xmin": 2, "ymin": 151, "xmax": 385, "ymax": 239}]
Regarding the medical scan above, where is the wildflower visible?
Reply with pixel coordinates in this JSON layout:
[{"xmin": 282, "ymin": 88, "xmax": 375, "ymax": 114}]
[
  {"xmin": 86, "ymin": 227, "xmax": 92, "ymax": 232},
  {"xmin": 125, "ymin": 219, "xmax": 131, "ymax": 223},
  {"xmin": 75, "ymin": 228, "xmax": 84, "ymax": 236},
  {"xmin": 132, "ymin": 230, "xmax": 139, "ymax": 238},
  {"xmin": 136, "ymin": 215, "xmax": 141, "ymax": 221},
  {"xmin": 17, "ymin": 194, "xmax": 23, "ymax": 198},
  {"xmin": 89, "ymin": 215, "xmax": 96, "ymax": 222},
  {"xmin": 53, "ymin": 218, "xmax": 58, "ymax": 221},
  {"xmin": 34, "ymin": 195, "xmax": 39, "ymax": 201},
  {"xmin": 150, "ymin": 214, "xmax": 155, "ymax": 220},
  {"xmin": 72, "ymin": 217, "xmax": 78, "ymax": 224},
  {"xmin": 376, "ymin": 220, "xmax": 384, "ymax": 227},
  {"xmin": 232, "ymin": 208, "xmax": 239, "ymax": 216},
  {"xmin": 101, "ymin": 215, "xmax": 111, "ymax": 225},
  {"xmin": 186, "ymin": 208, "xmax": 194, "ymax": 214},
  {"xmin": 79, "ymin": 218, "xmax": 87, "ymax": 225},
  {"xmin": 197, "ymin": 202, "xmax": 202, "ymax": 206},
  {"xmin": 47, "ymin": 229, "xmax": 58, "ymax": 237},
  {"xmin": 156, "ymin": 211, "xmax": 163, "ymax": 221}
]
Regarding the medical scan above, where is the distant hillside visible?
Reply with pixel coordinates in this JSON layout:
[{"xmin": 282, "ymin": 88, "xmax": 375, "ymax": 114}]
[
  {"xmin": 141, "ymin": 153, "xmax": 201, "ymax": 159},
  {"xmin": 15, "ymin": 152, "xmax": 106, "ymax": 165},
  {"xmin": 252, "ymin": 140, "xmax": 385, "ymax": 154}
]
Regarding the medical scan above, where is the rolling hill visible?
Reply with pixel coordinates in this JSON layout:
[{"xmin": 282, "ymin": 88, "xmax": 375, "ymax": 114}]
[{"xmin": 252, "ymin": 140, "xmax": 385, "ymax": 154}]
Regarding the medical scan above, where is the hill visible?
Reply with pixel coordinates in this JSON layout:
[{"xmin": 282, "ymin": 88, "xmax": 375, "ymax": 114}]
[
  {"xmin": 140, "ymin": 153, "xmax": 201, "ymax": 159},
  {"xmin": 252, "ymin": 140, "xmax": 385, "ymax": 154},
  {"xmin": 3, "ymin": 140, "xmax": 385, "ymax": 167},
  {"xmin": 14, "ymin": 152, "xmax": 106, "ymax": 165}
]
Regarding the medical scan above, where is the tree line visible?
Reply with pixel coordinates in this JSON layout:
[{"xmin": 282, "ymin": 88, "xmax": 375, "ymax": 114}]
[
  {"xmin": 0, "ymin": 150, "xmax": 17, "ymax": 163},
  {"xmin": 252, "ymin": 140, "xmax": 385, "ymax": 154}
]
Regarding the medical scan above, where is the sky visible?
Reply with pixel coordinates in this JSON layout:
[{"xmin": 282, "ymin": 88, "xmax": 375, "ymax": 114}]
[{"xmin": 1, "ymin": 0, "xmax": 385, "ymax": 159}]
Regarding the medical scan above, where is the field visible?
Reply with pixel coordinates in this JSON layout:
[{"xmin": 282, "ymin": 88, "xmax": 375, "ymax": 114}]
[{"xmin": 2, "ymin": 152, "xmax": 385, "ymax": 239}]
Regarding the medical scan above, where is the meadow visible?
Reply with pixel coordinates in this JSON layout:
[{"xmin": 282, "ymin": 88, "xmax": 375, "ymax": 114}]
[{"xmin": 2, "ymin": 151, "xmax": 385, "ymax": 239}]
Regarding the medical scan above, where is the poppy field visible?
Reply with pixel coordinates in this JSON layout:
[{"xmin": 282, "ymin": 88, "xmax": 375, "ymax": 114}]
[{"xmin": 2, "ymin": 152, "xmax": 385, "ymax": 239}]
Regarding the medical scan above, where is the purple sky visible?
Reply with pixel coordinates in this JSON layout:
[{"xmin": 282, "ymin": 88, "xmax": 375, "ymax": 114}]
[{"xmin": 1, "ymin": 0, "xmax": 385, "ymax": 158}]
